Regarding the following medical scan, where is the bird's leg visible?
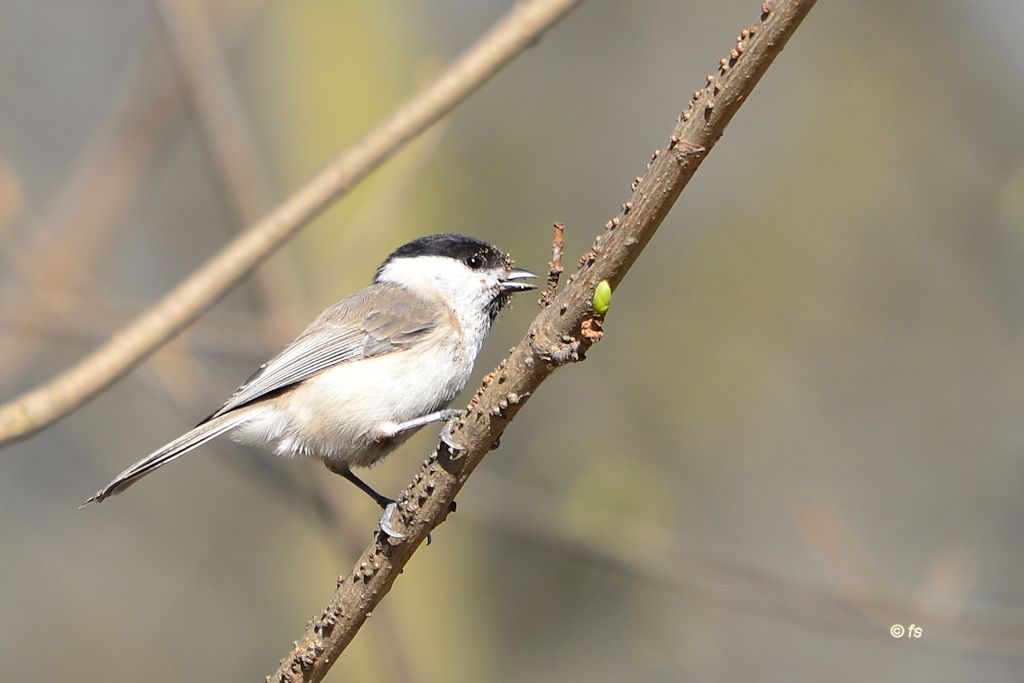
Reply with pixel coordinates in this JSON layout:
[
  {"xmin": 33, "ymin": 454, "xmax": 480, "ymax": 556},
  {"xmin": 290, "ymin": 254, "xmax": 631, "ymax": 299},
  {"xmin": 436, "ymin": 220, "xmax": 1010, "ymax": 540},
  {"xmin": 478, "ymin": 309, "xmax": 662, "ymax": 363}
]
[
  {"xmin": 376, "ymin": 408, "xmax": 465, "ymax": 439},
  {"xmin": 332, "ymin": 409, "xmax": 469, "ymax": 541},
  {"xmin": 325, "ymin": 463, "xmax": 408, "ymax": 540},
  {"xmin": 327, "ymin": 463, "xmax": 394, "ymax": 509},
  {"xmin": 377, "ymin": 408, "xmax": 467, "ymax": 452}
]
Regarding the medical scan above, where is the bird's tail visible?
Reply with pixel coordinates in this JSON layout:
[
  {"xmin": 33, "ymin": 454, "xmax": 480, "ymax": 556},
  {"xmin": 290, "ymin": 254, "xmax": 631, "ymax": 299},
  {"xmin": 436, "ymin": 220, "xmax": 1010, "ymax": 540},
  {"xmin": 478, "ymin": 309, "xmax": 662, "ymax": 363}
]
[{"xmin": 81, "ymin": 409, "xmax": 254, "ymax": 506}]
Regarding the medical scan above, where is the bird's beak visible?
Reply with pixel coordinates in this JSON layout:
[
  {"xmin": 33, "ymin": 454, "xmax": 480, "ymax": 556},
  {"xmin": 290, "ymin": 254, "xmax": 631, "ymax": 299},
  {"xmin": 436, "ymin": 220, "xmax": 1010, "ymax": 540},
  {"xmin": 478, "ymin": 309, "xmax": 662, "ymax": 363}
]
[{"xmin": 499, "ymin": 268, "xmax": 539, "ymax": 292}]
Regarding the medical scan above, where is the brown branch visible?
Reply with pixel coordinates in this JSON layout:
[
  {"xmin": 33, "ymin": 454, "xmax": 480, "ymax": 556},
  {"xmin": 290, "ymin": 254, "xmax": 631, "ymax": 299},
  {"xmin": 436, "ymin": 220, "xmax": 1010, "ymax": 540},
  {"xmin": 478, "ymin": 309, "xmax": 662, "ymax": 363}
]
[
  {"xmin": 268, "ymin": 1, "xmax": 817, "ymax": 681},
  {"xmin": 0, "ymin": 0, "xmax": 583, "ymax": 447},
  {"xmin": 540, "ymin": 222, "xmax": 565, "ymax": 307}
]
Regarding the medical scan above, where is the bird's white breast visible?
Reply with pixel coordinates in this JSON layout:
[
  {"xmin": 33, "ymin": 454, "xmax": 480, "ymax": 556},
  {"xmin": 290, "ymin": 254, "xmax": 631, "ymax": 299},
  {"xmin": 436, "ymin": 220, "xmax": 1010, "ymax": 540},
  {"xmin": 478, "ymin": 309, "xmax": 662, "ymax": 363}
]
[{"xmin": 231, "ymin": 325, "xmax": 474, "ymax": 468}]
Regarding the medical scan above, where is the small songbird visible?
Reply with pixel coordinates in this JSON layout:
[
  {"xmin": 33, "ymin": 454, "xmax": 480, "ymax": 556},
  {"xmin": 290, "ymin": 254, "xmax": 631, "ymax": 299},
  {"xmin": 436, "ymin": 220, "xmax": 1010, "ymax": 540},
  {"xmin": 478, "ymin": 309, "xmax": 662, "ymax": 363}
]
[{"xmin": 84, "ymin": 234, "xmax": 536, "ymax": 535}]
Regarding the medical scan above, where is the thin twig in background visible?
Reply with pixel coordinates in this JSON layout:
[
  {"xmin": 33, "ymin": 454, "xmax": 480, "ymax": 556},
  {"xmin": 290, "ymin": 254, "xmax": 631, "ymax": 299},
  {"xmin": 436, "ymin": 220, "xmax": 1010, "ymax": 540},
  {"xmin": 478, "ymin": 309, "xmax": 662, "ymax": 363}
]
[
  {"xmin": 0, "ymin": 2, "xmax": 265, "ymax": 455},
  {"xmin": 0, "ymin": 204, "xmax": 218, "ymax": 419},
  {"xmin": 327, "ymin": 119, "xmax": 451, "ymax": 295},
  {"xmin": 467, "ymin": 470, "xmax": 1024, "ymax": 655},
  {"xmin": 0, "ymin": 0, "xmax": 267, "ymax": 385},
  {"xmin": 157, "ymin": 0, "xmax": 308, "ymax": 343},
  {"xmin": 792, "ymin": 493, "xmax": 982, "ymax": 643},
  {"xmin": 268, "ymin": 2, "xmax": 817, "ymax": 680},
  {"xmin": 0, "ymin": 0, "xmax": 583, "ymax": 447},
  {"xmin": 158, "ymin": 0, "xmax": 276, "ymax": 224},
  {"xmin": 0, "ymin": 0, "xmax": 265, "ymax": 431},
  {"xmin": 0, "ymin": 287, "xmax": 270, "ymax": 359}
]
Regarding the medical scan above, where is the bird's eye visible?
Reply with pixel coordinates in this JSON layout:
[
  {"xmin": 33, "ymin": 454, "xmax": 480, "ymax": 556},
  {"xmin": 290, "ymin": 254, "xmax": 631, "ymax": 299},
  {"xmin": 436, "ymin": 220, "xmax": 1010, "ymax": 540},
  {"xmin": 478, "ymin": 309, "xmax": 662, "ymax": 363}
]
[{"xmin": 466, "ymin": 255, "xmax": 484, "ymax": 270}]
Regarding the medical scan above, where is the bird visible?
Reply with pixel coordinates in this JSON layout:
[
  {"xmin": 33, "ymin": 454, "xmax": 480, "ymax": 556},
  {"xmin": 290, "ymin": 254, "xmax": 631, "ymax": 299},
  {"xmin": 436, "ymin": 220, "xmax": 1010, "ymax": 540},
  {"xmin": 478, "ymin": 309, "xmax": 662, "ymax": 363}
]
[{"xmin": 83, "ymin": 233, "xmax": 537, "ymax": 536}]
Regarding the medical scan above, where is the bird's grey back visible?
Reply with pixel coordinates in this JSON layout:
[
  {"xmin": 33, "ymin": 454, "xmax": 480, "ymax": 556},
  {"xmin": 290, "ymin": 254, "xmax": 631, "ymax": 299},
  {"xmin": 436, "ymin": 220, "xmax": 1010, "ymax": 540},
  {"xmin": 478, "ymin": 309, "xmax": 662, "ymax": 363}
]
[{"xmin": 203, "ymin": 283, "xmax": 442, "ymax": 422}]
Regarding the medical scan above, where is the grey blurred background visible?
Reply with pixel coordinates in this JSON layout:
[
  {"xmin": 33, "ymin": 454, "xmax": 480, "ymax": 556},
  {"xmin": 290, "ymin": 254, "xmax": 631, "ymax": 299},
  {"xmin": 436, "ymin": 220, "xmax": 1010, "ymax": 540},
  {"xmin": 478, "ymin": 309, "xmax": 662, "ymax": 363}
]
[{"xmin": 2, "ymin": 1, "xmax": 1024, "ymax": 681}]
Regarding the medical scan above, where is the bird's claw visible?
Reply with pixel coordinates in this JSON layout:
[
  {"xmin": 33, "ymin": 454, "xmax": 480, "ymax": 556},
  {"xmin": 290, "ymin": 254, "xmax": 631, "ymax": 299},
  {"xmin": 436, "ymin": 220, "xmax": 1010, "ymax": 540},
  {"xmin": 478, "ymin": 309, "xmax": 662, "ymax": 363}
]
[
  {"xmin": 378, "ymin": 502, "xmax": 407, "ymax": 540},
  {"xmin": 440, "ymin": 411, "xmax": 467, "ymax": 452},
  {"xmin": 378, "ymin": 501, "xmax": 436, "ymax": 544}
]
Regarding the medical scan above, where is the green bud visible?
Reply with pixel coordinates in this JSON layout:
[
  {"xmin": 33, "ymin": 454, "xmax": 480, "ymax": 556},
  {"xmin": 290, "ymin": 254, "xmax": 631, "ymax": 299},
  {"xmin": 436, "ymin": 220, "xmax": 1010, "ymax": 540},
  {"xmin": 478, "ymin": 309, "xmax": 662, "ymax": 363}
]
[{"xmin": 593, "ymin": 280, "xmax": 612, "ymax": 316}]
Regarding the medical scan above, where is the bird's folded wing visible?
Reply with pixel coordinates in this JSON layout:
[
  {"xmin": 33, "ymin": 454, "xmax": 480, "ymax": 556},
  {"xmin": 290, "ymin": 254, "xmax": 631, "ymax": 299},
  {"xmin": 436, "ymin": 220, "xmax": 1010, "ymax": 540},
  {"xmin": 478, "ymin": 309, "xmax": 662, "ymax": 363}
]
[{"xmin": 202, "ymin": 283, "xmax": 440, "ymax": 422}]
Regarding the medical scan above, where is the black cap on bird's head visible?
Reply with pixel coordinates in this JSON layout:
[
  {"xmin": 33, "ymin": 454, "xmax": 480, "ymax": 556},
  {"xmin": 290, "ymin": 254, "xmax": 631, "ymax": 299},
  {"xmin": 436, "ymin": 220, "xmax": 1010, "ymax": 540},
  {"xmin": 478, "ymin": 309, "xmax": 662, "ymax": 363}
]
[
  {"xmin": 375, "ymin": 234, "xmax": 509, "ymax": 278},
  {"xmin": 374, "ymin": 233, "xmax": 537, "ymax": 320}
]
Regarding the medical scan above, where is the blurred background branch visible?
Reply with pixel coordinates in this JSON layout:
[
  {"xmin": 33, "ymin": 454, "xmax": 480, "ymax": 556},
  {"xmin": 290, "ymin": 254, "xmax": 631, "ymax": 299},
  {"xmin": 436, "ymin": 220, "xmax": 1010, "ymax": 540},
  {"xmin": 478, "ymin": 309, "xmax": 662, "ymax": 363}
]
[
  {"xmin": 270, "ymin": 2, "xmax": 816, "ymax": 680},
  {"xmin": 0, "ymin": 0, "xmax": 583, "ymax": 447},
  {"xmin": 0, "ymin": 0, "xmax": 267, "ymax": 389},
  {"xmin": 157, "ymin": 0, "xmax": 306, "ymax": 342}
]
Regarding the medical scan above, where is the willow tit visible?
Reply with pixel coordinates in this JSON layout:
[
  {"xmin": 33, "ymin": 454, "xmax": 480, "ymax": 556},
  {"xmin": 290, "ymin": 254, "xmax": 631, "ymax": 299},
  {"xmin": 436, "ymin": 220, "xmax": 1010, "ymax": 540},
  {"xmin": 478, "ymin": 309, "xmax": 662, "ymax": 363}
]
[{"xmin": 84, "ymin": 234, "xmax": 536, "ymax": 533}]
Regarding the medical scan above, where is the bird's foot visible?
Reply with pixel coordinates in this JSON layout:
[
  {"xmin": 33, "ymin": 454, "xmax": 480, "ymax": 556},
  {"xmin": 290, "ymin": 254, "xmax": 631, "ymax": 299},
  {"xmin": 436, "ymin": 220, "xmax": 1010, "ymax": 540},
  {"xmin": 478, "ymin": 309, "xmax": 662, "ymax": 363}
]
[
  {"xmin": 440, "ymin": 410, "xmax": 468, "ymax": 452},
  {"xmin": 378, "ymin": 502, "xmax": 407, "ymax": 540},
  {"xmin": 379, "ymin": 502, "xmax": 441, "ymax": 545}
]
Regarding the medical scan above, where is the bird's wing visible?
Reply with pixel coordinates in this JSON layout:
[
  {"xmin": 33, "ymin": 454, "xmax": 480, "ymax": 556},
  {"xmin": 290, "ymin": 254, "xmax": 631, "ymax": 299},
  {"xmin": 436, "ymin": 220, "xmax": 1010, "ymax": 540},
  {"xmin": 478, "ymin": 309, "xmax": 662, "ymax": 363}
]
[{"xmin": 203, "ymin": 283, "xmax": 440, "ymax": 422}]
